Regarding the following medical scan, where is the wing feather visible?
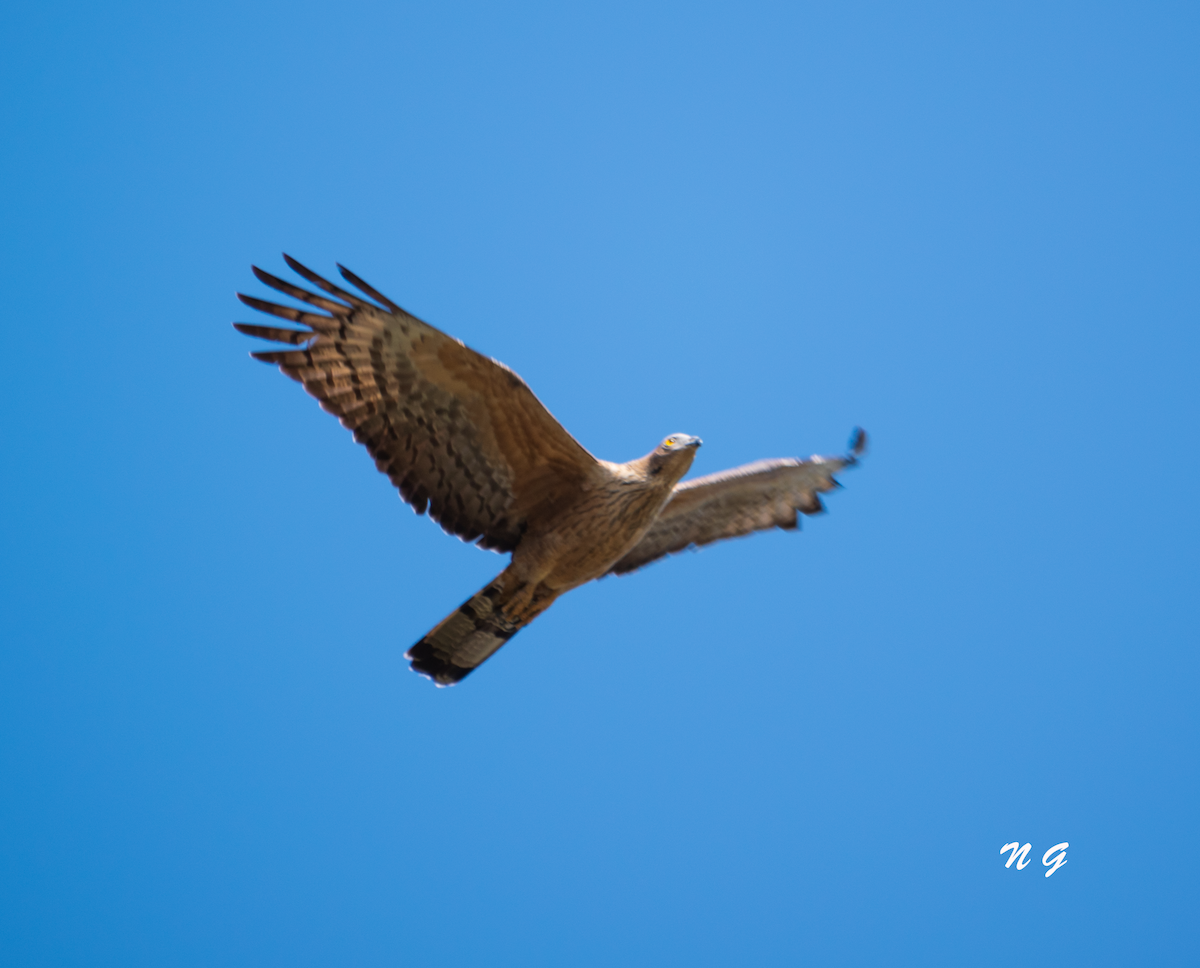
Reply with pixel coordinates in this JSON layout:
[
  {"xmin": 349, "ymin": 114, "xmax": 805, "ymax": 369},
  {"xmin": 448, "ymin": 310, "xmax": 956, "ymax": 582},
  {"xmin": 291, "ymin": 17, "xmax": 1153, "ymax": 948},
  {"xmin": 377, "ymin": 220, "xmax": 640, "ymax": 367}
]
[
  {"xmin": 609, "ymin": 434, "xmax": 865, "ymax": 575},
  {"xmin": 235, "ymin": 293, "xmax": 336, "ymax": 329},
  {"xmin": 337, "ymin": 263, "xmax": 404, "ymax": 314},
  {"xmin": 283, "ymin": 254, "xmax": 378, "ymax": 311},
  {"xmin": 236, "ymin": 257, "xmax": 601, "ymax": 552},
  {"xmin": 250, "ymin": 265, "xmax": 353, "ymax": 315},
  {"xmin": 233, "ymin": 323, "xmax": 314, "ymax": 345}
]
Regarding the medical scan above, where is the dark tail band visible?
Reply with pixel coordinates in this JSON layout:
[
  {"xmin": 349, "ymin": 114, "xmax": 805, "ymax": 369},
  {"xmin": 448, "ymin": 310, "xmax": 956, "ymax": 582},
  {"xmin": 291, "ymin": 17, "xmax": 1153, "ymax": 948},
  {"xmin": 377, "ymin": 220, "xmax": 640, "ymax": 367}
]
[{"xmin": 406, "ymin": 576, "xmax": 521, "ymax": 686}]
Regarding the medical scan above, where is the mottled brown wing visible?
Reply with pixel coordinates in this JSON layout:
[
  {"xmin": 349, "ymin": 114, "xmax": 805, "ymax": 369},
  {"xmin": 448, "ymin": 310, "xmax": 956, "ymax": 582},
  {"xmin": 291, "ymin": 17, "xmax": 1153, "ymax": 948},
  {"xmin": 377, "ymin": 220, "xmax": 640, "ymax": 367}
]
[
  {"xmin": 234, "ymin": 256, "xmax": 599, "ymax": 551},
  {"xmin": 608, "ymin": 434, "xmax": 864, "ymax": 575}
]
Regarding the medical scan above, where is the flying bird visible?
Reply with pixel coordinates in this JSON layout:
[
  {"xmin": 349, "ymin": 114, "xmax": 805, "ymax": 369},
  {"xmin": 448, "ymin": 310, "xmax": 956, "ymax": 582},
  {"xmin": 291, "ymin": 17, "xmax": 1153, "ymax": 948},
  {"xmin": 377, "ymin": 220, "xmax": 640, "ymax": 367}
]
[{"xmin": 235, "ymin": 257, "xmax": 866, "ymax": 685}]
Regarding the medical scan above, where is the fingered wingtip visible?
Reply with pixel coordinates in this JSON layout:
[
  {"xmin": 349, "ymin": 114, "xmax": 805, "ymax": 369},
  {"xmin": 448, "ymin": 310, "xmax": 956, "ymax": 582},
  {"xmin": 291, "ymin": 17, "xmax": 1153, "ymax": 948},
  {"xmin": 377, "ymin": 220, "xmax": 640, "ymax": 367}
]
[
  {"xmin": 849, "ymin": 427, "xmax": 868, "ymax": 457},
  {"xmin": 336, "ymin": 262, "xmax": 403, "ymax": 313}
]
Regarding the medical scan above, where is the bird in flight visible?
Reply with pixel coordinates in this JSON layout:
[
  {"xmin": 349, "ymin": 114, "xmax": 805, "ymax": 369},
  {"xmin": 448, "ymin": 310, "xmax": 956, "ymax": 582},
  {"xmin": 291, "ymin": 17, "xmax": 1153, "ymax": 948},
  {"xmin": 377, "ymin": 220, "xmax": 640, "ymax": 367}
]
[{"xmin": 236, "ymin": 257, "xmax": 866, "ymax": 685}]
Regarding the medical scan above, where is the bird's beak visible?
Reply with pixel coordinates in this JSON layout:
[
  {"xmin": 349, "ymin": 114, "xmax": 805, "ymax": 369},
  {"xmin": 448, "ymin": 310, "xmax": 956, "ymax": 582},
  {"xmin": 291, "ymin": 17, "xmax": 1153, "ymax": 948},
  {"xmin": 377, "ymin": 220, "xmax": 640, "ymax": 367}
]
[{"xmin": 689, "ymin": 436, "xmax": 703, "ymax": 449}]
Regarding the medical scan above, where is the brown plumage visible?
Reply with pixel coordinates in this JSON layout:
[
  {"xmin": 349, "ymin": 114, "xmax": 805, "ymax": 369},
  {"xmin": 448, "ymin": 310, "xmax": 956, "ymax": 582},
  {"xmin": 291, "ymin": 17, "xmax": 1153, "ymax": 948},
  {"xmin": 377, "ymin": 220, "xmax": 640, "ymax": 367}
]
[{"xmin": 236, "ymin": 258, "xmax": 866, "ymax": 685}]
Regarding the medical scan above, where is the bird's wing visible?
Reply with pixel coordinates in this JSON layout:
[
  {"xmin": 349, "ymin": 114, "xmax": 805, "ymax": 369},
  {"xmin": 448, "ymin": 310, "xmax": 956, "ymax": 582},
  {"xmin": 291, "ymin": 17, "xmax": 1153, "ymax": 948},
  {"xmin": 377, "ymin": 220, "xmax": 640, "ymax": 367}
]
[
  {"xmin": 608, "ymin": 431, "xmax": 865, "ymax": 575},
  {"xmin": 235, "ymin": 256, "xmax": 600, "ymax": 552}
]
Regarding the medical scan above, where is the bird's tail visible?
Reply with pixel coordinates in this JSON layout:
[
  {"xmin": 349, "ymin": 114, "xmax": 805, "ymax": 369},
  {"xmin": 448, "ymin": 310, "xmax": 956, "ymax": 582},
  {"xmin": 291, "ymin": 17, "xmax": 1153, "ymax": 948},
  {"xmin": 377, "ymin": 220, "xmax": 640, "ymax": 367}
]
[{"xmin": 406, "ymin": 569, "xmax": 552, "ymax": 686}]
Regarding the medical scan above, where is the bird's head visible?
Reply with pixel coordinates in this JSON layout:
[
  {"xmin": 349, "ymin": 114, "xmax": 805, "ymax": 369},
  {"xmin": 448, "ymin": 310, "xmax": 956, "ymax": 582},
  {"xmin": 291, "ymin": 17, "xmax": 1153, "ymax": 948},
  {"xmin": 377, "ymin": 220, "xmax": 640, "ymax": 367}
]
[{"xmin": 648, "ymin": 433, "xmax": 702, "ymax": 482}]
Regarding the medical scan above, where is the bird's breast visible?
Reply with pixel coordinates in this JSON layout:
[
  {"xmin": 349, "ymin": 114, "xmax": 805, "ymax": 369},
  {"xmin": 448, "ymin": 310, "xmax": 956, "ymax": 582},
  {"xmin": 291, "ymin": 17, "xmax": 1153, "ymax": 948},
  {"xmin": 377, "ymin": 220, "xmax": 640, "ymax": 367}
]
[{"xmin": 530, "ymin": 481, "xmax": 672, "ymax": 588}]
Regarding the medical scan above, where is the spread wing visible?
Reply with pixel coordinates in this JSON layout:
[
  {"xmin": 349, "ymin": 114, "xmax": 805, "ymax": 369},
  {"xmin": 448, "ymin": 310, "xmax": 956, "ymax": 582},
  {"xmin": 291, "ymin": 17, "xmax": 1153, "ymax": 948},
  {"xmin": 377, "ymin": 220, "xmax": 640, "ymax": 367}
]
[
  {"xmin": 235, "ymin": 256, "xmax": 599, "ymax": 552},
  {"xmin": 608, "ymin": 431, "xmax": 865, "ymax": 575}
]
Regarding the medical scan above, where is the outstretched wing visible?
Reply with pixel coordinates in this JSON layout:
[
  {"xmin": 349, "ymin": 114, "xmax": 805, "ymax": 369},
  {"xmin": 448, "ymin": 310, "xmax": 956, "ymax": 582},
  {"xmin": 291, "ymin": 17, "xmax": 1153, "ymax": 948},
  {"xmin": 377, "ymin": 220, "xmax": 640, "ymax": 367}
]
[
  {"xmin": 608, "ymin": 431, "xmax": 865, "ymax": 575},
  {"xmin": 235, "ymin": 256, "xmax": 599, "ymax": 552}
]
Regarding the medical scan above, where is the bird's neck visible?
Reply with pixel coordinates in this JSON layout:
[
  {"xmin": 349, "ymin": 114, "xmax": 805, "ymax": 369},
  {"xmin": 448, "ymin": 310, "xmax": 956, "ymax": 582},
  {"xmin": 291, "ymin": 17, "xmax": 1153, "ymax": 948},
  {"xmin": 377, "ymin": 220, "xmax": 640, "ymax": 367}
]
[{"xmin": 626, "ymin": 450, "xmax": 695, "ymax": 489}]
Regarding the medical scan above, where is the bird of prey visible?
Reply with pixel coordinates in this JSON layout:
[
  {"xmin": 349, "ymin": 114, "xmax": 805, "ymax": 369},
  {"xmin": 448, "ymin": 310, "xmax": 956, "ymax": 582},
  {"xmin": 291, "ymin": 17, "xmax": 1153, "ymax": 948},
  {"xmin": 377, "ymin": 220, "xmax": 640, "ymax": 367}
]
[{"xmin": 235, "ymin": 257, "xmax": 866, "ymax": 685}]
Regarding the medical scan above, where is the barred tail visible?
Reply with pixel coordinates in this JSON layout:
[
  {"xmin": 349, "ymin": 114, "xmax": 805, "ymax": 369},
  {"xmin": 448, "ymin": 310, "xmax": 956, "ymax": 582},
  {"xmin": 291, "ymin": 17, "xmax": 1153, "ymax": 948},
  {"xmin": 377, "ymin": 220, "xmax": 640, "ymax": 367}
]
[{"xmin": 406, "ymin": 571, "xmax": 533, "ymax": 686}]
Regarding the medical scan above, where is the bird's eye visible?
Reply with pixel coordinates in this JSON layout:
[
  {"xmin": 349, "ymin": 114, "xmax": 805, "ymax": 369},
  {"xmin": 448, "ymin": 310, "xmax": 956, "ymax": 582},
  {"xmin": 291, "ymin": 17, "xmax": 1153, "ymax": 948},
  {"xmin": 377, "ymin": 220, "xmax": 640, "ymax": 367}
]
[{"xmin": 665, "ymin": 437, "xmax": 676, "ymax": 447}]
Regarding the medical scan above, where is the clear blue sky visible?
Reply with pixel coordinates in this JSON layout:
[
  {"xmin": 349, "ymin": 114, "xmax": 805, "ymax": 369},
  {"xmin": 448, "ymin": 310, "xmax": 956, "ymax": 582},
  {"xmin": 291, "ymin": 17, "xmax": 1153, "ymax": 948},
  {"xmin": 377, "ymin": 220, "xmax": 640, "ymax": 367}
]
[{"xmin": 2, "ymin": 1, "xmax": 1197, "ymax": 965}]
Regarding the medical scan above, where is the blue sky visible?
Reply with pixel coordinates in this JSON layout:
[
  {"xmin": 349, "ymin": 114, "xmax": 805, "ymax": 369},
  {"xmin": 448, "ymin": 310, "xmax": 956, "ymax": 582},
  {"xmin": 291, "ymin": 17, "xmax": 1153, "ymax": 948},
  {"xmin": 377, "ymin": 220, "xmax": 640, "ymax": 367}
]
[{"xmin": 2, "ymin": 1, "xmax": 1197, "ymax": 964}]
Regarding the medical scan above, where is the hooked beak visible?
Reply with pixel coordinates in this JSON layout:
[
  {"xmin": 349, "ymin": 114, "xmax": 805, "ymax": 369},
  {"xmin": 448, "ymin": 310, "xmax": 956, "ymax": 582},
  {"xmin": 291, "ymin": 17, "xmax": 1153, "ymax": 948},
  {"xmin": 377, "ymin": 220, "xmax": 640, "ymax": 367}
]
[{"xmin": 687, "ymin": 436, "xmax": 703, "ymax": 449}]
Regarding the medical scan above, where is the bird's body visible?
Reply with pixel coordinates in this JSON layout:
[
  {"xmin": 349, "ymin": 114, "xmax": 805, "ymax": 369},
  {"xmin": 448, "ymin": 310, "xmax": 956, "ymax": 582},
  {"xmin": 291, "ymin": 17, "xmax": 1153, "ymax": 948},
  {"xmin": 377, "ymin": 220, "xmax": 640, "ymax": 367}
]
[
  {"xmin": 513, "ymin": 448, "xmax": 698, "ymax": 594},
  {"xmin": 409, "ymin": 445, "xmax": 698, "ymax": 681},
  {"xmin": 236, "ymin": 257, "xmax": 864, "ymax": 684}
]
